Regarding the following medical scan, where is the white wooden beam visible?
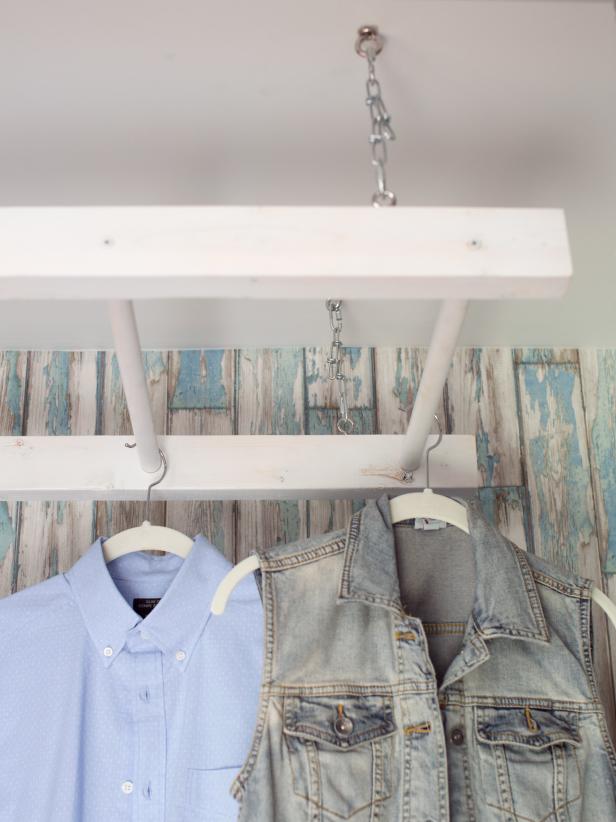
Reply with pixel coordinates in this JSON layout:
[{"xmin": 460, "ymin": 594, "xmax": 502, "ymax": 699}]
[
  {"xmin": 0, "ymin": 434, "xmax": 478, "ymax": 501},
  {"xmin": 0, "ymin": 206, "xmax": 571, "ymax": 300},
  {"xmin": 402, "ymin": 299, "xmax": 469, "ymax": 471},
  {"xmin": 108, "ymin": 300, "xmax": 162, "ymax": 473}
]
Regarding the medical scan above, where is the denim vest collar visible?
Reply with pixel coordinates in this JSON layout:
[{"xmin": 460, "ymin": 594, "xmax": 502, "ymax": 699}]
[{"xmin": 339, "ymin": 493, "xmax": 549, "ymax": 644}]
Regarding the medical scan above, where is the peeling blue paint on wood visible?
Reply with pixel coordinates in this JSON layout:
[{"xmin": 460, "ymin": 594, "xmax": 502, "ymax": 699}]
[
  {"xmin": 278, "ymin": 501, "xmax": 302, "ymax": 543},
  {"xmin": 520, "ymin": 364, "xmax": 595, "ymax": 573},
  {"xmin": 144, "ymin": 351, "xmax": 167, "ymax": 383},
  {"xmin": 589, "ymin": 351, "xmax": 616, "ymax": 572},
  {"xmin": 476, "ymin": 429, "xmax": 500, "ymax": 488},
  {"xmin": 392, "ymin": 350, "xmax": 413, "ymax": 415},
  {"xmin": 272, "ymin": 349, "xmax": 303, "ymax": 436},
  {"xmin": 5, "ymin": 352, "xmax": 24, "ymax": 435},
  {"xmin": 171, "ymin": 350, "xmax": 227, "ymax": 409},
  {"xmin": 43, "ymin": 352, "xmax": 71, "ymax": 435},
  {"xmin": 0, "ymin": 504, "xmax": 15, "ymax": 564}
]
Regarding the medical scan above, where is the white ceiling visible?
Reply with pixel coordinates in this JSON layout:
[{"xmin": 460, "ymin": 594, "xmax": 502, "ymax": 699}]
[{"xmin": 1, "ymin": 0, "xmax": 616, "ymax": 348}]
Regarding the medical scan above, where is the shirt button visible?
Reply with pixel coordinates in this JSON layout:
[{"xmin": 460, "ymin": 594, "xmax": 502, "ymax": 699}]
[
  {"xmin": 175, "ymin": 650, "xmax": 186, "ymax": 662},
  {"xmin": 103, "ymin": 646, "xmax": 113, "ymax": 657},
  {"xmin": 121, "ymin": 781, "xmax": 134, "ymax": 794},
  {"xmin": 451, "ymin": 727, "xmax": 465, "ymax": 746}
]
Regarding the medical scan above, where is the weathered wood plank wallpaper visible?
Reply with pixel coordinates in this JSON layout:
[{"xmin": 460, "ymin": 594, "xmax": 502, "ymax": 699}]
[{"xmin": 0, "ymin": 347, "xmax": 615, "ymax": 741}]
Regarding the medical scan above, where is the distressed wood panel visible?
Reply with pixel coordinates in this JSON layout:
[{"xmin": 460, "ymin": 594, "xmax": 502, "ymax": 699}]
[
  {"xmin": 447, "ymin": 349, "xmax": 522, "ymax": 487},
  {"xmin": 305, "ymin": 346, "xmax": 375, "ymax": 536},
  {"xmin": 17, "ymin": 352, "xmax": 98, "ymax": 588},
  {"xmin": 166, "ymin": 350, "xmax": 235, "ymax": 560},
  {"xmin": 95, "ymin": 350, "xmax": 168, "ymax": 535},
  {"xmin": 517, "ymin": 361, "xmax": 616, "ymax": 736},
  {"xmin": 235, "ymin": 349, "xmax": 307, "ymax": 559},
  {"xmin": 514, "ymin": 348, "xmax": 579, "ymax": 365},
  {"xmin": 374, "ymin": 348, "xmax": 444, "ymax": 435},
  {"xmin": 579, "ymin": 349, "xmax": 616, "ymax": 697},
  {"xmin": 0, "ymin": 352, "xmax": 26, "ymax": 595}
]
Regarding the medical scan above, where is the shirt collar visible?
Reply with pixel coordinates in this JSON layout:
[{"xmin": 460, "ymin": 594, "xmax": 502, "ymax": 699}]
[
  {"xmin": 339, "ymin": 493, "xmax": 549, "ymax": 643},
  {"xmin": 65, "ymin": 534, "xmax": 234, "ymax": 669}
]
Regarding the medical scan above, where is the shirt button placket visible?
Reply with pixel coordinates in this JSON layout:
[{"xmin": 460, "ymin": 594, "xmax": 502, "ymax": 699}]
[{"xmin": 134, "ymin": 645, "xmax": 166, "ymax": 821}]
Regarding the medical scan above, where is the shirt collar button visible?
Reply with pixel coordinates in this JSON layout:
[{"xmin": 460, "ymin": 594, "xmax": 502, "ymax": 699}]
[
  {"xmin": 103, "ymin": 646, "xmax": 113, "ymax": 657},
  {"xmin": 175, "ymin": 650, "xmax": 186, "ymax": 662}
]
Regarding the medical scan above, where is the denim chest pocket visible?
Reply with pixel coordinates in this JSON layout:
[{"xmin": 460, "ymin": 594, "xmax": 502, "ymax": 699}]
[
  {"xmin": 283, "ymin": 694, "xmax": 396, "ymax": 820},
  {"xmin": 185, "ymin": 766, "xmax": 241, "ymax": 819},
  {"xmin": 474, "ymin": 705, "xmax": 582, "ymax": 822}
]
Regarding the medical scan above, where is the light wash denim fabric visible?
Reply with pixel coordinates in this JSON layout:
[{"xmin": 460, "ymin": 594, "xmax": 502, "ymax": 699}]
[{"xmin": 232, "ymin": 494, "xmax": 616, "ymax": 821}]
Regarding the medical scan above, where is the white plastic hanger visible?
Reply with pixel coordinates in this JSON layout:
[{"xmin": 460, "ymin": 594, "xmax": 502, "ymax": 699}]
[
  {"xmin": 389, "ymin": 416, "xmax": 469, "ymax": 533},
  {"xmin": 390, "ymin": 415, "xmax": 616, "ymax": 631},
  {"xmin": 102, "ymin": 447, "xmax": 194, "ymax": 562},
  {"xmin": 210, "ymin": 418, "xmax": 616, "ymax": 630}
]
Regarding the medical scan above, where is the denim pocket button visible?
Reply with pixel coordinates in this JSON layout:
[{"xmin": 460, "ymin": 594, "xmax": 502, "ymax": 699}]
[
  {"xmin": 450, "ymin": 727, "xmax": 465, "ymax": 746},
  {"xmin": 334, "ymin": 715, "xmax": 354, "ymax": 736}
]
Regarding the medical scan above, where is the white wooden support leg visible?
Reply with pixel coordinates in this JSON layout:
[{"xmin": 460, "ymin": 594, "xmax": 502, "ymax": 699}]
[
  {"xmin": 108, "ymin": 300, "xmax": 162, "ymax": 473},
  {"xmin": 400, "ymin": 299, "xmax": 469, "ymax": 473}
]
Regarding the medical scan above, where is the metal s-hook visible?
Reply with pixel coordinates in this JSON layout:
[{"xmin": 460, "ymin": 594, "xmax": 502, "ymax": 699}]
[
  {"xmin": 125, "ymin": 443, "xmax": 168, "ymax": 522},
  {"xmin": 424, "ymin": 415, "xmax": 443, "ymax": 491}
]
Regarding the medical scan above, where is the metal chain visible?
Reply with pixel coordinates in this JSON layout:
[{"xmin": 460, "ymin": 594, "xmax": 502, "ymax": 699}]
[
  {"xmin": 325, "ymin": 300, "xmax": 354, "ymax": 434},
  {"xmin": 324, "ymin": 27, "xmax": 397, "ymax": 434},
  {"xmin": 363, "ymin": 43, "xmax": 397, "ymax": 207}
]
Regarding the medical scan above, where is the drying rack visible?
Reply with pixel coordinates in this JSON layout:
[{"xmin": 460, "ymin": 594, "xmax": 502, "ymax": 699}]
[{"xmin": 0, "ymin": 205, "xmax": 572, "ymax": 501}]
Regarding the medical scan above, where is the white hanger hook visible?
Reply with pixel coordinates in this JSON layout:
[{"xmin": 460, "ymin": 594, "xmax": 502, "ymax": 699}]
[
  {"xmin": 124, "ymin": 443, "xmax": 167, "ymax": 523},
  {"xmin": 425, "ymin": 414, "xmax": 443, "ymax": 490}
]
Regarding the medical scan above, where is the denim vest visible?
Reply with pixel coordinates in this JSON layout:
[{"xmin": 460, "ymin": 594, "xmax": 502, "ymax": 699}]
[{"xmin": 232, "ymin": 494, "xmax": 616, "ymax": 822}]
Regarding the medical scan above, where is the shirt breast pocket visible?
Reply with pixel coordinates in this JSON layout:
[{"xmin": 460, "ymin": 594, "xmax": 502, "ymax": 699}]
[
  {"xmin": 474, "ymin": 705, "xmax": 582, "ymax": 822},
  {"xmin": 186, "ymin": 766, "xmax": 241, "ymax": 820},
  {"xmin": 282, "ymin": 694, "xmax": 396, "ymax": 821}
]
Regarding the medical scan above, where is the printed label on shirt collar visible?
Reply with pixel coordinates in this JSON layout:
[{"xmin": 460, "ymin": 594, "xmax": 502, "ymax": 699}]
[
  {"xmin": 413, "ymin": 517, "xmax": 447, "ymax": 531},
  {"xmin": 133, "ymin": 598, "xmax": 161, "ymax": 618}
]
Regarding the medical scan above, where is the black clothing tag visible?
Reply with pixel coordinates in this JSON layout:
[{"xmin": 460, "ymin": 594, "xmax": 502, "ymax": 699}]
[{"xmin": 133, "ymin": 597, "xmax": 161, "ymax": 618}]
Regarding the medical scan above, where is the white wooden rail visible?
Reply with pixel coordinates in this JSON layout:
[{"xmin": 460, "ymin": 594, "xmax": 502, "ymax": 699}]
[{"xmin": 0, "ymin": 205, "xmax": 572, "ymax": 497}]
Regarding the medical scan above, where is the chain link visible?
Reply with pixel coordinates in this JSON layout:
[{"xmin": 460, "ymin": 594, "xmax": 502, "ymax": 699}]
[
  {"xmin": 364, "ymin": 50, "xmax": 397, "ymax": 207},
  {"xmin": 325, "ymin": 300, "xmax": 354, "ymax": 434}
]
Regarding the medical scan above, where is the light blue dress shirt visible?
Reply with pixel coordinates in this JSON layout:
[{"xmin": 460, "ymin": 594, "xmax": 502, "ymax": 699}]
[{"xmin": 0, "ymin": 535, "xmax": 263, "ymax": 821}]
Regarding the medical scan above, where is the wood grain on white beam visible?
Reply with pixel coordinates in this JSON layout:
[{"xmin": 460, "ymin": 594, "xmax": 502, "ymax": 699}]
[
  {"xmin": 0, "ymin": 206, "xmax": 571, "ymax": 300},
  {"xmin": 0, "ymin": 434, "xmax": 477, "ymax": 501}
]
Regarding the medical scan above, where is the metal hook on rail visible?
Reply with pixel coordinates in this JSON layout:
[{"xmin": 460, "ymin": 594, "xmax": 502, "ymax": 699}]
[
  {"xmin": 125, "ymin": 443, "xmax": 168, "ymax": 522},
  {"xmin": 424, "ymin": 414, "xmax": 443, "ymax": 491}
]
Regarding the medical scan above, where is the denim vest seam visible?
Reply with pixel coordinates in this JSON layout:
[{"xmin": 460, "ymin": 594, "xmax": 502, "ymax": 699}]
[
  {"xmin": 510, "ymin": 545, "xmax": 550, "ymax": 640},
  {"xmin": 444, "ymin": 695, "xmax": 599, "ymax": 712},
  {"xmin": 339, "ymin": 509, "xmax": 362, "ymax": 599},
  {"xmin": 532, "ymin": 570, "xmax": 591, "ymax": 599},
  {"xmin": 259, "ymin": 538, "xmax": 346, "ymax": 571},
  {"xmin": 231, "ymin": 564, "xmax": 276, "ymax": 798}
]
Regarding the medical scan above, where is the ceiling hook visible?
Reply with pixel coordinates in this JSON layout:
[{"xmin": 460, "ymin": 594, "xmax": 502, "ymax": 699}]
[{"xmin": 355, "ymin": 25, "xmax": 384, "ymax": 59}]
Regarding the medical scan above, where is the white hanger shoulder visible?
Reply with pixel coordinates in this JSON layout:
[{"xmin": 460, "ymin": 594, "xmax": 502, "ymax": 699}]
[
  {"xmin": 592, "ymin": 587, "xmax": 616, "ymax": 631},
  {"xmin": 103, "ymin": 523, "xmax": 194, "ymax": 562},
  {"xmin": 210, "ymin": 555, "xmax": 260, "ymax": 615},
  {"xmin": 389, "ymin": 488, "xmax": 469, "ymax": 532}
]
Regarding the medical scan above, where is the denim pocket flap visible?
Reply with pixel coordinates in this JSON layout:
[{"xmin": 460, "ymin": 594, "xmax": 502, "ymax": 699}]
[
  {"xmin": 475, "ymin": 706, "xmax": 581, "ymax": 750},
  {"xmin": 283, "ymin": 694, "xmax": 396, "ymax": 749}
]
